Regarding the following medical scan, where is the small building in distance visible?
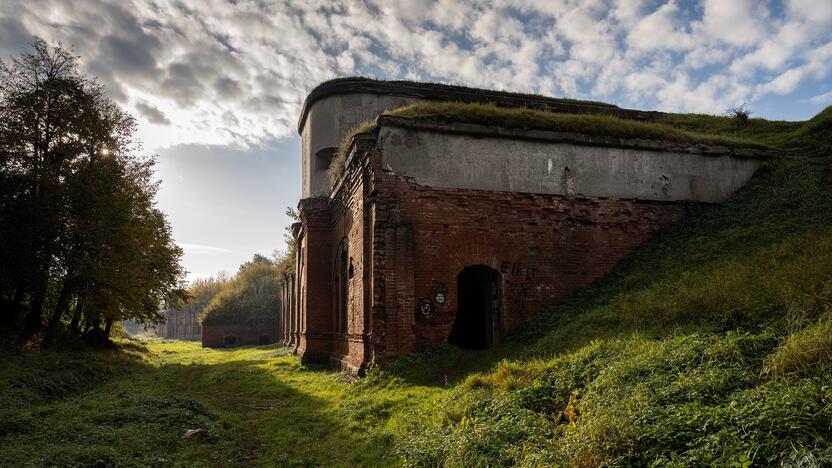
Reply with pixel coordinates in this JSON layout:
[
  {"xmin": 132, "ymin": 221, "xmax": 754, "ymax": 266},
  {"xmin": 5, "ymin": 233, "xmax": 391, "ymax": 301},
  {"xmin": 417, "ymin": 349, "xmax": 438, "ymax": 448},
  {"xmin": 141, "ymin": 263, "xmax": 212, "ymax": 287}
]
[
  {"xmin": 201, "ymin": 323, "xmax": 275, "ymax": 347},
  {"xmin": 278, "ymin": 78, "xmax": 775, "ymax": 374},
  {"xmin": 155, "ymin": 309, "xmax": 201, "ymax": 340},
  {"xmin": 198, "ymin": 256, "xmax": 282, "ymax": 348}
]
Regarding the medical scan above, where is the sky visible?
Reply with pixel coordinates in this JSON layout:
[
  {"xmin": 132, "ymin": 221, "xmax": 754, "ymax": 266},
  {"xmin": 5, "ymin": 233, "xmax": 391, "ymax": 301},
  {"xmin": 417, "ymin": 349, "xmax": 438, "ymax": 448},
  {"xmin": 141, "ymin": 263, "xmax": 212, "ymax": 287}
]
[{"xmin": 1, "ymin": 0, "xmax": 831, "ymax": 281}]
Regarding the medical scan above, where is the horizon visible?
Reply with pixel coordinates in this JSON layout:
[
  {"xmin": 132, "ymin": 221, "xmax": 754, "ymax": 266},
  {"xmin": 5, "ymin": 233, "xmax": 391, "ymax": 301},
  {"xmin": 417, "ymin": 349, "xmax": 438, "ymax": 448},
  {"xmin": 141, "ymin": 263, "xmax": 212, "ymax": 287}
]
[{"xmin": 2, "ymin": 0, "xmax": 830, "ymax": 282}]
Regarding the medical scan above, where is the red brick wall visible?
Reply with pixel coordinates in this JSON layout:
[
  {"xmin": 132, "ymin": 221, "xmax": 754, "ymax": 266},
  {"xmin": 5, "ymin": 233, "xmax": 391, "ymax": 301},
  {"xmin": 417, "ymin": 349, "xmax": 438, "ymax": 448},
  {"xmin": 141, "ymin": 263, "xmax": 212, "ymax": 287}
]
[
  {"xmin": 202, "ymin": 323, "xmax": 275, "ymax": 348},
  {"xmin": 296, "ymin": 152, "xmax": 378, "ymax": 373},
  {"xmin": 370, "ymin": 166, "xmax": 689, "ymax": 361},
  {"xmin": 296, "ymin": 146, "xmax": 690, "ymax": 372}
]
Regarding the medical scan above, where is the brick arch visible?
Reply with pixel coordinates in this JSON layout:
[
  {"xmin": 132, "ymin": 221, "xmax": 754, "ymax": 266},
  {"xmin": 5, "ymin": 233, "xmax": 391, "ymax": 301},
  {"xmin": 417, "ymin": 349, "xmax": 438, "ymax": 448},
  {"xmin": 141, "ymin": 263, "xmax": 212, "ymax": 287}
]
[{"xmin": 437, "ymin": 233, "xmax": 524, "ymax": 277}]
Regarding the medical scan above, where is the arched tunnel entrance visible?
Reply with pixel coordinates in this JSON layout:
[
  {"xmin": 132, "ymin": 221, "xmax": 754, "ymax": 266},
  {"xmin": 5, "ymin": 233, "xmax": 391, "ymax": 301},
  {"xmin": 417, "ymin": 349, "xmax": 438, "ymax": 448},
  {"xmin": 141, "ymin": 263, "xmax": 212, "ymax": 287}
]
[{"xmin": 449, "ymin": 265, "xmax": 501, "ymax": 350}]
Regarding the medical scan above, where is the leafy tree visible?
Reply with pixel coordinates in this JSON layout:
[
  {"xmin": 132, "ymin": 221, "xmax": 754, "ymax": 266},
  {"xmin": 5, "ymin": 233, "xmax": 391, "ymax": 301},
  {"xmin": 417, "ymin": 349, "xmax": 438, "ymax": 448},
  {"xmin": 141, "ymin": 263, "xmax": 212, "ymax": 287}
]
[
  {"xmin": 278, "ymin": 206, "xmax": 299, "ymax": 274},
  {"xmin": 200, "ymin": 255, "xmax": 282, "ymax": 330},
  {"xmin": 169, "ymin": 274, "xmax": 230, "ymax": 322},
  {"xmin": 0, "ymin": 38, "xmax": 186, "ymax": 346}
]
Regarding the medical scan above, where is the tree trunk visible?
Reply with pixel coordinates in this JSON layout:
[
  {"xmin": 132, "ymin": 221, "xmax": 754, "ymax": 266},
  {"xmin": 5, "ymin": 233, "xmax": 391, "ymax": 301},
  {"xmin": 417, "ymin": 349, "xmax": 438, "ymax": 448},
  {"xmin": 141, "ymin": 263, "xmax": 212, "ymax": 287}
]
[
  {"xmin": 68, "ymin": 297, "xmax": 85, "ymax": 335},
  {"xmin": 19, "ymin": 274, "xmax": 48, "ymax": 341},
  {"xmin": 0, "ymin": 285, "xmax": 25, "ymax": 330},
  {"xmin": 42, "ymin": 278, "xmax": 73, "ymax": 349},
  {"xmin": 103, "ymin": 318, "xmax": 113, "ymax": 341}
]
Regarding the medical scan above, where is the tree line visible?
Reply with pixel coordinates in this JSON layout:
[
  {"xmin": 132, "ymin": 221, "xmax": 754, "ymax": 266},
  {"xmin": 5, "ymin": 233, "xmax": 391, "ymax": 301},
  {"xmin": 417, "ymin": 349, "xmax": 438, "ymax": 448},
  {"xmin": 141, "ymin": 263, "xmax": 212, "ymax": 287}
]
[
  {"xmin": 169, "ymin": 253, "xmax": 287, "ymax": 334},
  {"xmin": 0, "ymin": 39, "xmax": 186, "ymax": 348}
]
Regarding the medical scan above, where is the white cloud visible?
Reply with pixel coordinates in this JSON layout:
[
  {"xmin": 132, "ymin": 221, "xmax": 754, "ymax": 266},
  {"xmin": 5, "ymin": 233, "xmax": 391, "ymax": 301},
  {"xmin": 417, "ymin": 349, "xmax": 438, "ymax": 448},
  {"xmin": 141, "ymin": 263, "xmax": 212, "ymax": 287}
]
[
  {"xmin": 758, "ymin": 68, "xmax": 805, "ymax": 95},
  {"xmin": 699, "ymin": 0, "xmax": 770, "ymax": 47},
  {"xmin": 178, "ymin": 243, "xmax": 236, "ymax": 254},
  {"xmin": 805, "ymin": 89, "xmax": 832, "ymax": 105},
  {"xmin": 1, "ymin": 0, "xmax": 829, "ymax": 151},
  {"xmin": 627, "ymin": 1, "xmax": 693, "ymax": 51}
]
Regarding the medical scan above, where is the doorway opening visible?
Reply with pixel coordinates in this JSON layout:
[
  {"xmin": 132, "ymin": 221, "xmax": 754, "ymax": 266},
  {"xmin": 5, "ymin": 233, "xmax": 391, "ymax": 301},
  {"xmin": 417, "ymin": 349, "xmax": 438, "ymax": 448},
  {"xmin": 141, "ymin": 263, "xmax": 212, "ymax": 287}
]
[{"xmin": 449, "ymin": 265, "xmax": 501, "ymax": 350}]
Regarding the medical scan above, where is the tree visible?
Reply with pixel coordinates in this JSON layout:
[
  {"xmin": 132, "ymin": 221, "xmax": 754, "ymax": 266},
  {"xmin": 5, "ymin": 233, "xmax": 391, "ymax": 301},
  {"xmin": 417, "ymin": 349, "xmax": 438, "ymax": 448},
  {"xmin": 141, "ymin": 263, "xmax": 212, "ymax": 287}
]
[
  {"xmin": 200, "ymin": 255, "xmax": 282, "ymax": 331},
  {"xmin": 0, "ymin": 38, "xmax": 186, "ymax": 346}
]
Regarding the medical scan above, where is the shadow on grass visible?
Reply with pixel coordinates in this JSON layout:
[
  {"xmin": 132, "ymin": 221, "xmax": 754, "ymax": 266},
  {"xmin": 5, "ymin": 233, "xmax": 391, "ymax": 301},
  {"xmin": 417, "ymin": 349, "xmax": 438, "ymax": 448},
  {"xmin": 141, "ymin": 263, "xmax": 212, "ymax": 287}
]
[{"xmin": 0, "ymin": 345, "xmax": 392, "ymax": 467}]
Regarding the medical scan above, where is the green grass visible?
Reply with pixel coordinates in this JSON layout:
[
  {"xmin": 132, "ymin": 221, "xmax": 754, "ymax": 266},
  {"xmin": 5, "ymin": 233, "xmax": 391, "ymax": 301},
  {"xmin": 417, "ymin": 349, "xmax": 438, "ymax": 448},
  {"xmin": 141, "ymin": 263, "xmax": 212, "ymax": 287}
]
[
  {"xmin": 2, "ymin": 107, "xmax": 831, "ymax": 466},
  {"xmin": 387, "ymin": 101, "xmax": 774, "ymax": 148},
  {"xmin": 374, "ymin": 105, "xmax": 832, "ymax": 466},
  {"xmin": 0, "ymin": 339, "xmax": 444, "ymax": 466}
]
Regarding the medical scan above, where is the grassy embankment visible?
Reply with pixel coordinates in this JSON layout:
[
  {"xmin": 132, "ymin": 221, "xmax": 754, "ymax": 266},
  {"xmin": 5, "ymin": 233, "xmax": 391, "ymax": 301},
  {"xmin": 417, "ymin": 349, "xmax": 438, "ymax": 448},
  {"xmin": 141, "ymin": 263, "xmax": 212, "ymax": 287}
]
[{"xmin": 1, "ymin": 104, "xmax": 831, "ymax": 466}]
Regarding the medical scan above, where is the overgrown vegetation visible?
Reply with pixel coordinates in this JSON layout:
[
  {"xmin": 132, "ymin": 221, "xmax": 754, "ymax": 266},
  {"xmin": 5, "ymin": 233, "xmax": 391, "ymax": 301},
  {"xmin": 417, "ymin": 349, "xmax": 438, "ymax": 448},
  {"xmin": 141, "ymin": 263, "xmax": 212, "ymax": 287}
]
[
  {"xmin": 0, "ymin": 39, "xmax": 186, "ymax": 348},
  {"xmin": 328, "ymin": 119, "xmax": 376, "ymax": 185},
  {"xmin": 3, "ymin": 77, "xmax": 830, "ymax": 464},
  {"xmin": 200, "ymin": 254, "xmax": 282, "ymax": 328},
  {"xmin": 327, "ymin": 100, "xmax": 780, "ymax": 185},
  {"xmin": 387, "ymin": 101, "xmax": 772, "ymax": 148},
  {"xmin": 363, "ymin": 105, "xmax": 832, "ymax": 466},
  {"xmin": 0, "ymin": 340, "xmax": 404, "ymax": 466}
]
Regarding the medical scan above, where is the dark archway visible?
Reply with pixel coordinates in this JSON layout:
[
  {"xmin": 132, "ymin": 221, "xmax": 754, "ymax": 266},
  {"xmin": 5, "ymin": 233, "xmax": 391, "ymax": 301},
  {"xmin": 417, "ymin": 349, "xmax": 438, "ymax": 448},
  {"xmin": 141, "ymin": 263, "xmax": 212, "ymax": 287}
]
[{"xmin": 449, "ymin": 265, "xmax": 501, "ymax": 350}]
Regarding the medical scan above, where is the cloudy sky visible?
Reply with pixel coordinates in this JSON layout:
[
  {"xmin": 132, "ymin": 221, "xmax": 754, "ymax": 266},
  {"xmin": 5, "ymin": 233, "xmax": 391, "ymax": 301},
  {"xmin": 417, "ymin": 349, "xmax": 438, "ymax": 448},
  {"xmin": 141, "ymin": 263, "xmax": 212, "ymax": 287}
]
[{"xmin": 1, "ymin": 0, "xmax": 831, "ymax": 281}]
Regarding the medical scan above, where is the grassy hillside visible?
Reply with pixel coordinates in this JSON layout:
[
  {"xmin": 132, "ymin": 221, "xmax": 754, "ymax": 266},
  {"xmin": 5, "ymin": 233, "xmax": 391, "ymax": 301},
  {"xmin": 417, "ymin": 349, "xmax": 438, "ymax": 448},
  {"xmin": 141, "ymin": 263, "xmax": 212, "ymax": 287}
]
[
  {"xmin": 358, "ymin": 106, "xmax": 832, "ymax": 466},
  {"xmin": 1, "ymin": 107, "xmax": 829, "ymax": 467}
]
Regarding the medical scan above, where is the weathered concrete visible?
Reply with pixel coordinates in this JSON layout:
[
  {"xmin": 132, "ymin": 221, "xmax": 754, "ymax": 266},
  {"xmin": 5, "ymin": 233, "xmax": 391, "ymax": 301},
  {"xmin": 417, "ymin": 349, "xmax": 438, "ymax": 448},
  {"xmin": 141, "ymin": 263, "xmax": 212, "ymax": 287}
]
[
  {"xmin": 299, "ymin": 77, "xmax": 664, "ymax": 198},
  {"xmin": 301, "ymin": 93, "xmax": 417, "ymax": 197},
  {"xmin": 379, "ymin": 123, "xmax": 764, "ymax": 203}
]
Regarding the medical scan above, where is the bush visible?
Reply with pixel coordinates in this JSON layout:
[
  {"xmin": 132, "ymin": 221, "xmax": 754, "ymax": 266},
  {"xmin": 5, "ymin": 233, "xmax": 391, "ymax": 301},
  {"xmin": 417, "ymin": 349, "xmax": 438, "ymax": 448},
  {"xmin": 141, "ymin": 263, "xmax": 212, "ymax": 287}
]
[{"xmin": 725, "ymin": 103, "xmax": 751, "ymax": 125}]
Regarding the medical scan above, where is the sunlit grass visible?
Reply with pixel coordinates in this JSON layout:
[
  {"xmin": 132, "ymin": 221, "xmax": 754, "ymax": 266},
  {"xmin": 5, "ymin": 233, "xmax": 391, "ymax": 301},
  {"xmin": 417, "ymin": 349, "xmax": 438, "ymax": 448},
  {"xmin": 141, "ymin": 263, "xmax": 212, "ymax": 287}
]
[{"xmin": 3, "ymin": 106, "xmax": 830, "ymax": 466}]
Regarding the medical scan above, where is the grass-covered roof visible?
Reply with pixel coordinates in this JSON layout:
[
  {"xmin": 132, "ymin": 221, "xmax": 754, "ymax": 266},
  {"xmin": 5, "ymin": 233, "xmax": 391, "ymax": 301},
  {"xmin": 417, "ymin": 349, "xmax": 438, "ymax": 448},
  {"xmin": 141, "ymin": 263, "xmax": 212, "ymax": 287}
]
[{"xmin": 328, "ymin": 100, "xmax": 796, "ymax": 187}]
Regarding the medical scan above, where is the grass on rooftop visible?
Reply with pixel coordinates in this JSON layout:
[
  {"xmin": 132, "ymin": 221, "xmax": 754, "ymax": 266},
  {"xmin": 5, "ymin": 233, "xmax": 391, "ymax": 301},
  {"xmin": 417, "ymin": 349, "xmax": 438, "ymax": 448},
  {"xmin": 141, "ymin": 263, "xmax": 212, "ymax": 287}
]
[
  {"xmin": 387, "ymin": 101, "xmax": 774, "ymax": 148},
  {"xmin": 328, "ymin": 100, "xmax": 786, "ymax": 186}
]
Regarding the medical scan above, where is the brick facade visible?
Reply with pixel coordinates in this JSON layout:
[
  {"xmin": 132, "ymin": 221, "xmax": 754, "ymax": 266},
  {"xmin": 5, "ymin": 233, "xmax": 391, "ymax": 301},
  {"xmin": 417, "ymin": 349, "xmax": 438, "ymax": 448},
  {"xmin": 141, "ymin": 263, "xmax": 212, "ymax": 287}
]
[
  {"xmin": 280, "ymin": 135, "xmax": 691, "ymax": 374},
  {"xmin": 202, "ymin": 323, "xmax": 276, "ymax": 348}
]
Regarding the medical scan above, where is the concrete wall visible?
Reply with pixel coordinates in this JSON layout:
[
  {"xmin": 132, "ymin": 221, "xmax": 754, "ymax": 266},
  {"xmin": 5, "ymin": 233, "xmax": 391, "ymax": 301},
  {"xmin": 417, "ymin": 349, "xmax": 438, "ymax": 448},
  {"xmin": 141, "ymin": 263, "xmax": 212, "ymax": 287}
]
[
  {"xmin": 379, "ymin": 126, "xmax": 764, "ymax": 203},
  {"xmin": 301, "ymin": 93, "xmax": 416, "ymax": 197}
]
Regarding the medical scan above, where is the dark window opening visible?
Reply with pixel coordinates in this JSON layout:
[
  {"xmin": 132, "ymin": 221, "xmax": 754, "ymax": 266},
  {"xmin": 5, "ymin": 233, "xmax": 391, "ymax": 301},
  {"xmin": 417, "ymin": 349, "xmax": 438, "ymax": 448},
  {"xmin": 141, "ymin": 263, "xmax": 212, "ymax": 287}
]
[
  {"xmin": 224, "ymin": 335, "xmax": 237, "ymax": 346},
  {"xmin": 334, "ymin": 238, "xmax": 349, "ymax": 333},
  {"xmin": 449, "ymin": 265, "xmax": 501, "ymax": 350},
  {"xmin": 315, "ymin": 147, "xmax": 337, "ymax": 171}
]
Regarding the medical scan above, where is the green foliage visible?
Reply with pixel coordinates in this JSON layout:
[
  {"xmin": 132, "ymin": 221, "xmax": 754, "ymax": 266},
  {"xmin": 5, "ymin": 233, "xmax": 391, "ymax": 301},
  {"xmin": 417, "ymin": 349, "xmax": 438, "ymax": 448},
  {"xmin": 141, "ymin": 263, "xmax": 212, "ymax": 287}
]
[
  {"xmin": 278, "ymin": 206, "xmax": 299, "ymax": 274},
  {"xmin": 725, "ymin": 103, "xmax": 752, "ymax": 124},
  {"xmin": 765, "ymin": 317, "xmax": 832, "ymax": 378},
  {"xmin": 328, "ymin": 119, "xmax": 376, "ymax": 185},
  {"xmin": 387, "ymin": 101, "xmax": 771, "ymax": 148},
  {"xmin": 200, "ymin": 256, "xmax": 281, "ymax": 328},
  {"xmin": 0, "ymin": 340, "xmax": 399, "ymax": 466},
  {"xmin": 0, "ymin": 38, "xmax": 186, "ymax": 346},
  {"xmin": 174, "ymin": 273, "xmax": 230, "ymax": 315}
]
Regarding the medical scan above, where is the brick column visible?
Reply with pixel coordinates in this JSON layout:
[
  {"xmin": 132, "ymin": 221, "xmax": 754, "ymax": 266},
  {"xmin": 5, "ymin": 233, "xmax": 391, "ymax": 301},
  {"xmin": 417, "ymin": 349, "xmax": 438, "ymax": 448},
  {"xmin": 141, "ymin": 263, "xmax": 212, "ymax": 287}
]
[{"xmin": 297, "ymin": 197, "xmax": 334, "ymax": 364}]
